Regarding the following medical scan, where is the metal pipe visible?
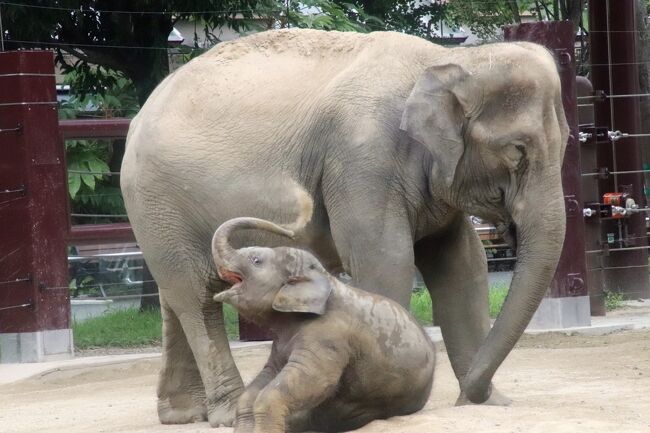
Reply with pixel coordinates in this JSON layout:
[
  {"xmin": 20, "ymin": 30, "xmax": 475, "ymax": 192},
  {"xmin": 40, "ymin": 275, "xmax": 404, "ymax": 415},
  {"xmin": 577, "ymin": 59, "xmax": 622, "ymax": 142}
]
[
  {"xmin": 582, "ymin": 169, "xmax": 650, "ymax": 176},
  {"xmin": 73, "ymin": 293, "xmax": 159, "ymax": 301},
  {"xmin": 67, "ymin": 170, "xmax": 121, "ymax": 176},
  {"xmin": 486, "ymin": 257, "xmax": 517, "ymax": 262},
  {"xmin": 578, "ymin": 93, "xmax": 650, "ymax": 100},
  {"xmin": 0, "ymin": 277, "xmax": 30, "ymax": 286},
  {"xmin": 589, "ymin": 264, "xmax": 650, "ymax": 271},
  {"xmin": 0, "ymin": 303, "xmax": 31, "ymax": 312},
  {"xmin": 586, "ymin": 245, "xmax": 650, "ymax": 254},
  {"xmin": 68, "ymin": 251, "xmax": 143, "ymax": 261}
]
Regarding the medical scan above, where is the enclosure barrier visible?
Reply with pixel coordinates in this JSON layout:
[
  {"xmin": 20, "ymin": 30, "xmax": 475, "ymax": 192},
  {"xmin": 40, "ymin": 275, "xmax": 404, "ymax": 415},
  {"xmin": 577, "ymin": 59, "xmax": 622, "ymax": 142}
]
[
  {"xmin": 4, "ymin": 13, "xmax": 639, "ymax": 358},
  {"xmin": 581, "ymin": 0, "xmax": 650, "ymax": 315}
]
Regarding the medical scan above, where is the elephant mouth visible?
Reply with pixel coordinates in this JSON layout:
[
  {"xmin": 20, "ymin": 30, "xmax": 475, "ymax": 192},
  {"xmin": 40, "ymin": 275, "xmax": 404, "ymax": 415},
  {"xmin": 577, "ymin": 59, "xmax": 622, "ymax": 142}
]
[{"xmin": 218, "ymin": 269, "xmax": 243, "ymax": 286}]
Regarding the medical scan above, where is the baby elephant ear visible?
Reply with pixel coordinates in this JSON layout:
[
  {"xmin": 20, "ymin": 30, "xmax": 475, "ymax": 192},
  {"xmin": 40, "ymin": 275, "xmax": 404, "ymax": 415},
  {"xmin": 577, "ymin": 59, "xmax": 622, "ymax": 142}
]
[{"xmin": 272, "ymin": 274, "xmax": 332, "ymax": 315}]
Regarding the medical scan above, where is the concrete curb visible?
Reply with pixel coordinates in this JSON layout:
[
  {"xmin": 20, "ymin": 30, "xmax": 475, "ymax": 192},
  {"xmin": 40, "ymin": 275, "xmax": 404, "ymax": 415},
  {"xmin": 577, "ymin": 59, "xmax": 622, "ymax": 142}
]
[{"xmin": 0, "ymin": 340, "xmax": 270, "ymax": 386}]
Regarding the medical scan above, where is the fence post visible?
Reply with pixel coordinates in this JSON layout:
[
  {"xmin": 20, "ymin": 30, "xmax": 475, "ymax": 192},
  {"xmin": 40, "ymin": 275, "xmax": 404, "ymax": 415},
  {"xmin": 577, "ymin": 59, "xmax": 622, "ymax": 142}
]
[
  {"xmin": 504, "ymin": 21, "xmax": 591, "ymax": 328},
  {"xmin": 0, "ymin": 50, "xmax": 73, "ymax": 362}
]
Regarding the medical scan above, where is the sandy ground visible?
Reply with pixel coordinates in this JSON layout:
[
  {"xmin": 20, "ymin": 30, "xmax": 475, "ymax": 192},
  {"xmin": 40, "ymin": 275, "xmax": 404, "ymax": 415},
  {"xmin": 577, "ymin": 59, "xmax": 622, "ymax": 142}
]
[{"xmin": 2, "ymin": 327, "xmax": 650, "ymax": 433}]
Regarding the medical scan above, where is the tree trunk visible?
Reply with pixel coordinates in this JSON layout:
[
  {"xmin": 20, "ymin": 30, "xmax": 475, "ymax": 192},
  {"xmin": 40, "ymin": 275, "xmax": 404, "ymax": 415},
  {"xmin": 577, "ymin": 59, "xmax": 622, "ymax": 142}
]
[
  {"xmin": 128, "ymin": 49, "xmax": 171, "ymax": 106},
  {"xmin": 123, "ymin": 14, "xmax": 173, "ymax": 105},
  {"xmin": 507, "ymin": 0, "xmax": 522, "ymax": 23},
  {"xmin": 562, "ymin": 0, "xmax": 584, "ymax": 32}
]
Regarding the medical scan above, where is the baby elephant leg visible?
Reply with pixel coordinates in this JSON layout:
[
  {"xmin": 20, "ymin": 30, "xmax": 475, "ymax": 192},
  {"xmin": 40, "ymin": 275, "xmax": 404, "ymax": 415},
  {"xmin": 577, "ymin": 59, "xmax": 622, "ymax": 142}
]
[
  {"xmin": 234, "ymin": 363, "xmax": 278, "ymax": 433},
  {"xmin": 252, "ymin": 343, "xmax": 348, "ymax": 433}
]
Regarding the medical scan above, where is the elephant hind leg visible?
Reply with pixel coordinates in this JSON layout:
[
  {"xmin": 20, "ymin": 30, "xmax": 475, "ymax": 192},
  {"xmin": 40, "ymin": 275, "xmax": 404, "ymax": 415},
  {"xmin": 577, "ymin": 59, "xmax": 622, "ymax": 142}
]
[
  {"xmin": 157, "ymin": 283, "xmax": 245, "ymax": 427},
  {"xmin": 173, "ymin": 283, "xmax": 244, "ymax": 427},
  {"xmin": 157, "ymin": 300, "xmax": 207, "ymax": 424}
]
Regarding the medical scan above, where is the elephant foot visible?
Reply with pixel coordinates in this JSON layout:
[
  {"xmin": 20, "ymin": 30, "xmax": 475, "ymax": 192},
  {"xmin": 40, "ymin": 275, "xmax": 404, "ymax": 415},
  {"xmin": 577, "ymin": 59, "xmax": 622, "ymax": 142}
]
[
  {"xmin": 158, "ymin": 396, "xmax": 207, "ymax": 424},
  {"xmin": 208, "ymin": 402, "xmax": 237, "ymax": 427},
  {"xmin": 455, "ymin": 386, "xmax": 512, "ymax": 407}
]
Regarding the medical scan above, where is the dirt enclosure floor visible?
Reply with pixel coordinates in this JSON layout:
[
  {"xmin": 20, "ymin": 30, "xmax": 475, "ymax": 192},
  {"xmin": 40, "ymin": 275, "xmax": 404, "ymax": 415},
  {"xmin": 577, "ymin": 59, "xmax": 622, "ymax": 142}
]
[{"xmin": 2, "ymin": 328, "xmax": 650, "ymax": 433}]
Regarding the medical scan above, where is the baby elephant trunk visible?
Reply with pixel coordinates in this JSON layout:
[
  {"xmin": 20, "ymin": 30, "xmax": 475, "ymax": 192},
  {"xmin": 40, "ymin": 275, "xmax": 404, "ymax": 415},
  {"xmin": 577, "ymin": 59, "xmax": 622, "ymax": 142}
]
[{"xmin": 211, "ymin": 217, "xmax": 295, "ymax": 275}]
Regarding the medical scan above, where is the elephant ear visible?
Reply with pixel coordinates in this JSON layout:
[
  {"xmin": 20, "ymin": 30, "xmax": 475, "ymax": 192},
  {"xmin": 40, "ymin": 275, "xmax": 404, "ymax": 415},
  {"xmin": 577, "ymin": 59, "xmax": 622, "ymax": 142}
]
[
  {"xmin": 400, "ymin": 63, "xmax": 481, "ymax": 187},
  {"xmin": 272, "ymin": 274, "xmax": 332, "ymax": 315}
]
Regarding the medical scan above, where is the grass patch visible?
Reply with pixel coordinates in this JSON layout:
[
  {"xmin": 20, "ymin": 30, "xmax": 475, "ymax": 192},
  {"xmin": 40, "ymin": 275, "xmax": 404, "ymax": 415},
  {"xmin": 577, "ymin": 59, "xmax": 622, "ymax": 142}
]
[
  {"xmin": 73, "ymin": 308, "xmax": 162, "ymax": 349},
  {"xmin": 74, "ymin": 285, "xmax": 512, "ymax": 349},
  {"xmin": 489, "ymin": 283, "xmax": 509, "ymax": 318},
  {"xmin": 223, "ymin": 303, "xmax": 239, "ymax": 340},
  {"xmin": 410, "ymin": 284, "xmax": 510, "ymax": 326},
  {"xmin": 410, "ymin": 288, "xmax": 434, "ymax": 325},
  {"xmin": 73, "ymin": 304, "xmax": 241, "ymax": 349}
]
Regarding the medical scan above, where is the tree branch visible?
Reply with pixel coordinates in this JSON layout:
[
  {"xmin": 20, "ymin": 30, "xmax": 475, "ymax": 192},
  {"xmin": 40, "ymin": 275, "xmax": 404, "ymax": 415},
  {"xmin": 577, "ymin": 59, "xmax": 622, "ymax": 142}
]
[{"xmin": 59, "ymin": 45, "xmax": 127, "ymax": 75}]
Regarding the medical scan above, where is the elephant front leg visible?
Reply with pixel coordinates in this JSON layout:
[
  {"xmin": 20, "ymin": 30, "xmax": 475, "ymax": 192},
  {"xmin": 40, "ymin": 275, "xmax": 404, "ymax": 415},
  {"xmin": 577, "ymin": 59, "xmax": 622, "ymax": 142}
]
[
  {"xmin": 251, "ymin": 344, "xmax": 348, "ymax": 433},
  {"xmin": 414, "ymin": 216, "xmax": 511, "ymax": 406}
]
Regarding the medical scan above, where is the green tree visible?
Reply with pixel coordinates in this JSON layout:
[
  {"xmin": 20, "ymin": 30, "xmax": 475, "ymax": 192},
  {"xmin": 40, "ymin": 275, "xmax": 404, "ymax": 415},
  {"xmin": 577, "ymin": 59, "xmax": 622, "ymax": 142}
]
[
  {"xmin": 444, "ymin": 0, "xmax": 585, "ymax": 39},
  {"xmin": 1, "ymin": 0, "xmax": 376, "ymax": 104}
]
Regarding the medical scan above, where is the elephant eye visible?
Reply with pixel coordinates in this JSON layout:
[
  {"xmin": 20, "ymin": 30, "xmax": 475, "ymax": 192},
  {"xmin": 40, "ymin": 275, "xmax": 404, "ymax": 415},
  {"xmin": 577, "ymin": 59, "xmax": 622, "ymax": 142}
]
[{"xmin": 250, "ymin": 256, "xmax": 263, "ymax": 266}]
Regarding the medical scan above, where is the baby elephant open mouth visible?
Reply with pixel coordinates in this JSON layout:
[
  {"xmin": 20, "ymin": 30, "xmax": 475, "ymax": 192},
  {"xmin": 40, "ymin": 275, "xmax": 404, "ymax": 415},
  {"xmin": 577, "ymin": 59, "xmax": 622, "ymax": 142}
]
[
  {"xmin": 211, "ymin": 215, "xmax": 436, "ymax": 433},
  {"xmin": 218, "ymin": 269, "xmax": 243, "ymax": 286}
]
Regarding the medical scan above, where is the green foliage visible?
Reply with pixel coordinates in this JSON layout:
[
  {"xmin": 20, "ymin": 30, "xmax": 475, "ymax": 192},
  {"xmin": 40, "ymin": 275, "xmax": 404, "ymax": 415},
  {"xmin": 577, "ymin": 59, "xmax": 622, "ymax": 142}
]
[
  {"xmin": 443, "ymin": 0, "xmax": 524, "ymax": 40},
  {"xmin": 60, "ymin": 70, "xmax": 139, "ymax": 222},
  {"xmin": 410, "ymin": 284, "xmax": 509, "ymax": 326},
  {"xmin": 489, "ymin": 284, "xmax": 509, "ymax": 318},
  {"xmin": 1, "ymin": 0, "xmax": 383, "ymax": 103},
  {"xmin": 287, "ymin": 1, "xmax": 381, "ymax": 31},
  {"xmin": 604, "ymin": 290, "xmax": 625, "ymax": 311},
  {"xmin": 59, "ymin": 69, "xmax": 140, "ymax": 118},
  {"xmin": 73, "ymin": 308, "xmax": 163, "ymax": 349},
  {"xmin": 410, "ymin": 288, "xmax": 433, "ymax": 325},
  {"xmin": 73, "ymin": 304, "xmax": 240, "ymax": 348}
]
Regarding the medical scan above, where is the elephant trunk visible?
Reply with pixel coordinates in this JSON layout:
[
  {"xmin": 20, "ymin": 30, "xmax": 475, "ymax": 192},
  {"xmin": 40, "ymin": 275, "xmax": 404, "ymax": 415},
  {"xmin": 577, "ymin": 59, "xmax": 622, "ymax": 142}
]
[
  {"xmin": 212, "ymin": 217, "xmax": 296, "ymax": 276},
  {"xmin": 462, "ymin": 179, "xmax": 566, "ymax": 403}
]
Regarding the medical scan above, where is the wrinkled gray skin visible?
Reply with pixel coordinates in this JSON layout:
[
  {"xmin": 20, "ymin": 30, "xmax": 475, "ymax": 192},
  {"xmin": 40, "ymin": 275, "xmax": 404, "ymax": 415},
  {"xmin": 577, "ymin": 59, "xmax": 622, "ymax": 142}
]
[
  {"xmin": 121, "ymin": 29, "xmax": 568, "ymax": 426},
  {"xmin": 211, "ymin": 216, "xmax": 435, "ymax": 433}
]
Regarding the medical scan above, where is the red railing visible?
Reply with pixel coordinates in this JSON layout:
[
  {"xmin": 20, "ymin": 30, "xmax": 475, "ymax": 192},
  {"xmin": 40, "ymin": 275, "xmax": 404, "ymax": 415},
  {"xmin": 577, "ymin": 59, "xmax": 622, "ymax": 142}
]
[{"xmin": 60, "ymin": 118, "xmax": 135, "ymax": 245}]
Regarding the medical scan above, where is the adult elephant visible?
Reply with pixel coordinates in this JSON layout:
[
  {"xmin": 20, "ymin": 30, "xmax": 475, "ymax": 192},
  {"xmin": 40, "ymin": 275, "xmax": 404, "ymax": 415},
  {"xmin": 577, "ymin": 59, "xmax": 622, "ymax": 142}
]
[{"xmin": 121, "ymin": 29, "xmax": 568, "ymax": 426}]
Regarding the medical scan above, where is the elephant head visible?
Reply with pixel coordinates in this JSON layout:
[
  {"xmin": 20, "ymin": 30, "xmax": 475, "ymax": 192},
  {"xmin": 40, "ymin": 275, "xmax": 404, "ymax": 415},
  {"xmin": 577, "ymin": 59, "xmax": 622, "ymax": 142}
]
[
  {"xmin": 401, "ymin": 43, "xmax": 569, "ymax": 403},
  {"xmin": 212, "ymin": 217, "xmax": 332, "ymax": 322}
]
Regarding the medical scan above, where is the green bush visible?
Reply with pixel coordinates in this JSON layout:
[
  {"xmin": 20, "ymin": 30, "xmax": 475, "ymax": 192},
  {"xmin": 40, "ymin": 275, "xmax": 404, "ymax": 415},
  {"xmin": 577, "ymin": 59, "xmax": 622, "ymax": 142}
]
[
  {"xmin": 604, "ymin": 290, "xmax": 625, "ymax": 311},
  {"xmin": 410, "ymin": 288, "xmax": 433, "ymax": 325}
]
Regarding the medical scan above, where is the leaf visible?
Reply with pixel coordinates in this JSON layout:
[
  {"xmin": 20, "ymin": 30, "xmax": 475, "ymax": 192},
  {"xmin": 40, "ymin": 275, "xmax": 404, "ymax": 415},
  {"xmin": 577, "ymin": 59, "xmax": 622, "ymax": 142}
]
[
  {"xmin": 68, "ymin": 173, "xmax": 81, "ymax": 199},
  {"xmin": 88, "ymin": 158, "xmax": 110, "ymax": 176},
  {"xmin": 81, "ymin": 173, "xmax": 96, "ymax": 190}
]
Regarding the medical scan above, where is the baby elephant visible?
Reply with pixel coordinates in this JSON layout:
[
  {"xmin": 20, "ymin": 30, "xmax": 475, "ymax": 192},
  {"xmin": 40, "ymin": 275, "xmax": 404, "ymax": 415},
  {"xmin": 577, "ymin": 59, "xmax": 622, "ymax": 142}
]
[{"xmin": 212, "ymin": 216, "xmax": 435, "ymax": 433}]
